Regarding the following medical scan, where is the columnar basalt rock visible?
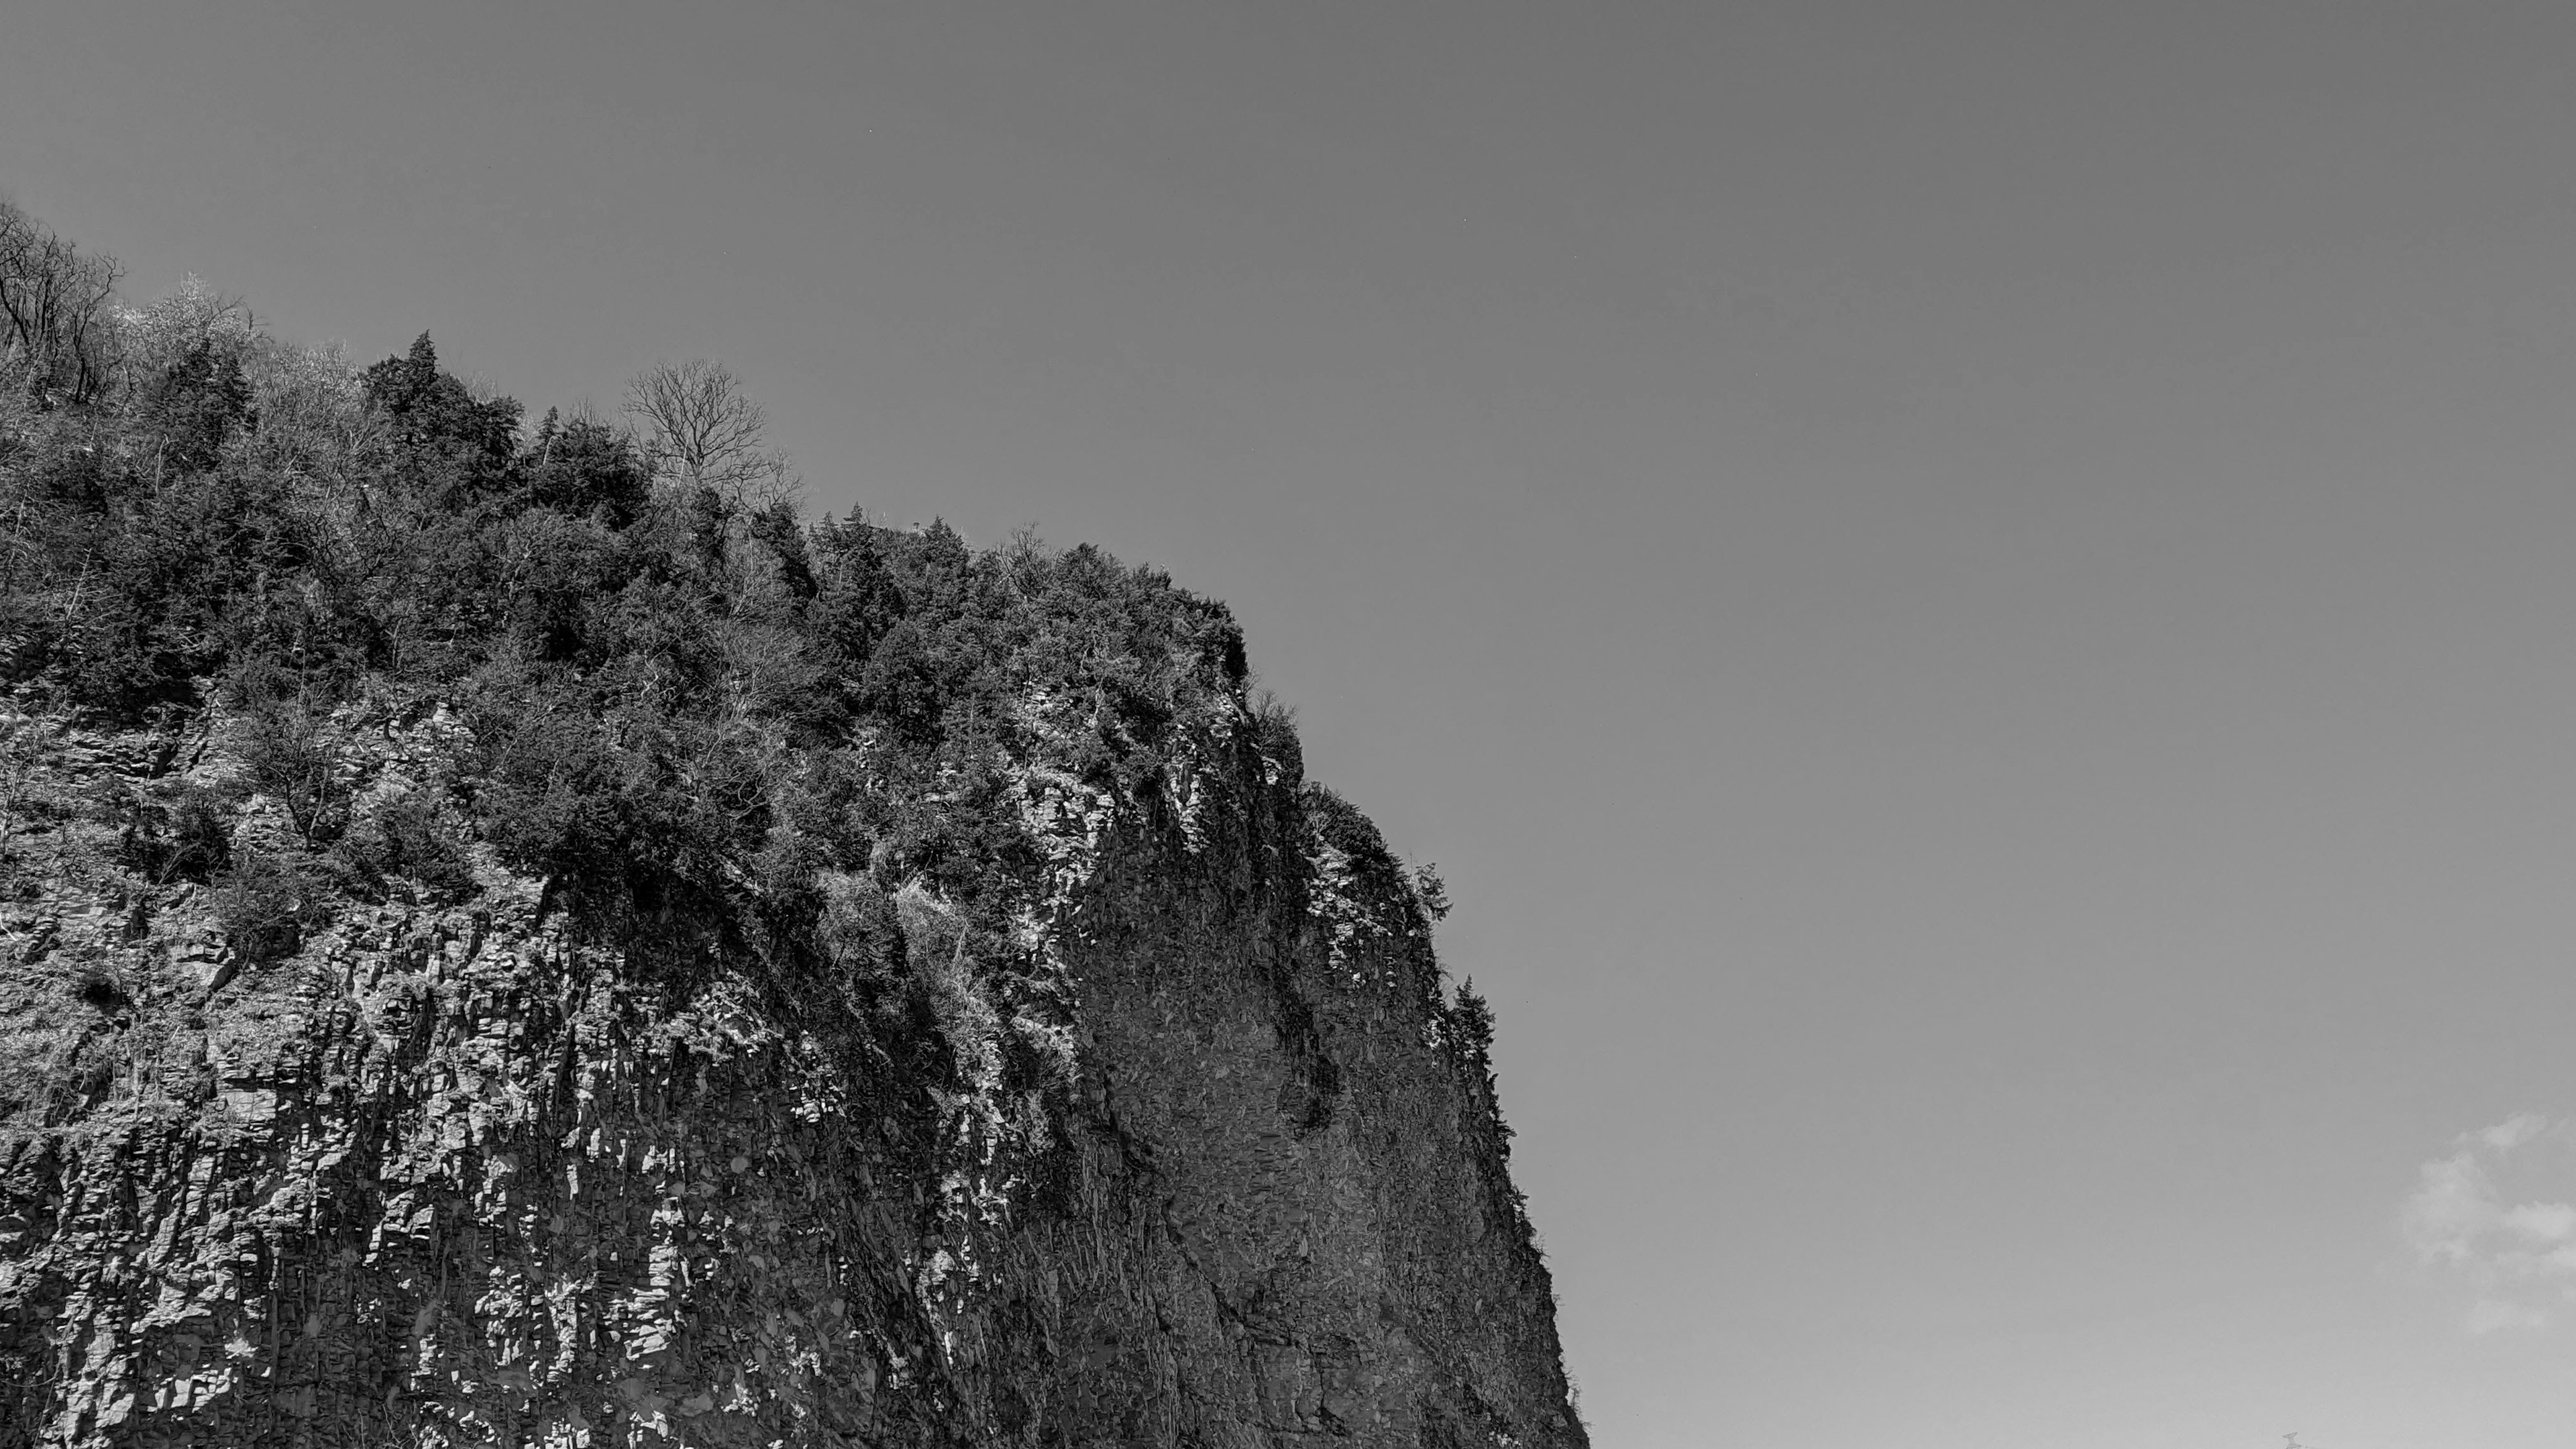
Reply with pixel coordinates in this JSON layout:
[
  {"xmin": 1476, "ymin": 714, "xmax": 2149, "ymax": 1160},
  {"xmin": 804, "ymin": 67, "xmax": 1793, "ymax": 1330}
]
[{"xmin": 0, "ymin": 687, "xmax": 1586, "ymax": 1448}]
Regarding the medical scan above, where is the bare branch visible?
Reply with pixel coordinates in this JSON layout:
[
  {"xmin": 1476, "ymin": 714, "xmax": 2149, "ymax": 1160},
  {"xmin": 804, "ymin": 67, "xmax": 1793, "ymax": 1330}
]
[
  {"xmin": 622, "ymin": 358, "xmax": 797, "ymax": 509},
  {"xmin": 0, "ymin": 197, "xmax": 125, "ymax": 407}
]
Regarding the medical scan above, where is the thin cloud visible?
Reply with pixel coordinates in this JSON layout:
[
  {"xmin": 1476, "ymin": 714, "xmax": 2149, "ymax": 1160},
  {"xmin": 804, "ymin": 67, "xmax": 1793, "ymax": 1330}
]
[
  {"xmin": 2466, "ymin": 1298, "xmax": 2552, "ymax": 1335},
  {"xmin": 2483, "ymin": 1113, "xmax": 2549, "ymax": 1153},
  {"xmin": 2401, "ymin": 1150, "xmax": 2498, "ymax": 1265},
  {"xmin": 2502, "ymin": 1201, "xmax": 2576, "ymax": 1244},
  {"xmin": 2403, "ymin": 1116, "xmax": 2576, "ymax": 1332}
]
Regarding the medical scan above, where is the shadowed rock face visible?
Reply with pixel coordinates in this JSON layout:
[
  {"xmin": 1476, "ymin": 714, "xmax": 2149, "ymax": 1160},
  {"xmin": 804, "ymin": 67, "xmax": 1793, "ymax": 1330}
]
[{"xmin": 0, "ymin": 686, "xmax": 1586, "ymax": 1446}]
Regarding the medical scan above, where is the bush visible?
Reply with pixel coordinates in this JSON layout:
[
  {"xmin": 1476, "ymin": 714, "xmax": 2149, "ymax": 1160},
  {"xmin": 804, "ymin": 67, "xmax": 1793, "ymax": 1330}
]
[
  {"xmin": 212, "ymin": 851, "xmax": 309, "ymax": 965},
  {"xmin": 115, "ymin": 782, "xmax": 233, "ymax": 884}
]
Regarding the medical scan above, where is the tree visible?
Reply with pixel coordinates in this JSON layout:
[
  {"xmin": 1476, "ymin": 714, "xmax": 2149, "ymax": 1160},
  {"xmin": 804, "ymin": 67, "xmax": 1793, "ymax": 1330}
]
[
  {"xmin": 0, "ymin": 199, "xmax": 123, "ymax": 407},
  {"xmin": 524, "ymin": 407, "xmax": 649, "ymax": 527},
  {"xmin": 360, "ymin": 333, "xmax": 522, "ymax": 508},
  {"xmin": 115, "ymin": 274, "xmax": 252, "ymax": 398},
  {"xmin": 622, "ymin": 358, "xmax": 797, "ymax": 511}
]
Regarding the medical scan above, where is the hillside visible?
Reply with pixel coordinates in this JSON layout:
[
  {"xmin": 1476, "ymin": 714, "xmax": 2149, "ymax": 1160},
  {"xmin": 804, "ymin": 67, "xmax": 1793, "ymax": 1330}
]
[{"xmin": 0, "ymin": 203, "xmax": 1585, "ymax": 1446}]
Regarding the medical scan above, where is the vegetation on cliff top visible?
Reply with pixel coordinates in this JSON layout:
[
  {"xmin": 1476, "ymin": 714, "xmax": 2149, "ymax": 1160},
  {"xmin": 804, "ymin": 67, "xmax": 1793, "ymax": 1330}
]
[
  {"xmin": 0, "ymin": 197, "xmax": 1590, "ymax": 1449},
  {"xmin": 0, "ymin": 197, "xmax": 1279, "ymax": 985}
]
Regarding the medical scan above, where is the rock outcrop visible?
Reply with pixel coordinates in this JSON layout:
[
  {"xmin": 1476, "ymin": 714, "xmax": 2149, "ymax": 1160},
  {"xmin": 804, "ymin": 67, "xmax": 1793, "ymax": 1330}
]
[
  {"xmin": 0, "ymin": 678, "xmax": 1585, "ymax": 1446},
  {"xmin": 0, "ymin": 223, "xmax": 1585, "ymax": 1444}
]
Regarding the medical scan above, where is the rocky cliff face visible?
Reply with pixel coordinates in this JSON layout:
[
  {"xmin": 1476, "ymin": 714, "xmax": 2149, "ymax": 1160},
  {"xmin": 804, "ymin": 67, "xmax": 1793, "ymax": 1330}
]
[
  {"xmin": 0, "ymin": 678, "xmax": 1585, "ymax": 1446},
  {"xmin": 0, "ymin": 253, "xmax": 1584, "ymax": 1446}
]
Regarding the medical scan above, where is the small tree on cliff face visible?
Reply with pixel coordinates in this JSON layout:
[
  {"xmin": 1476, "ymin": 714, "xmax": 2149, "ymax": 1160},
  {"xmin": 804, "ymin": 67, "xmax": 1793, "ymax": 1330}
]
[{"xmin": 623, "ymin": 358, "xmax": 797, "ymax": 512}]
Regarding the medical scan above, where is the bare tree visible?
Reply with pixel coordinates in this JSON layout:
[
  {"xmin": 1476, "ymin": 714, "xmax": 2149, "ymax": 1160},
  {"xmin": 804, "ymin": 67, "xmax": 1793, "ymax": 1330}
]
[
  {"xmin": 0, "ymin": 199, "xmax": 123, "ymax": 407},
  {"xmin": 622, "ymin": 358, "xmax": 798, "ymax": 511}
]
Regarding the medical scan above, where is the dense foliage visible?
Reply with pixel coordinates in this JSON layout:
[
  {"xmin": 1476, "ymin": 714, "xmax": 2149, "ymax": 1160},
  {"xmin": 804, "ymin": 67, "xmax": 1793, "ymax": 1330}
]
[{"xmin": 0, "ymin": 204, "xmax": 1256, "ymax": 988}]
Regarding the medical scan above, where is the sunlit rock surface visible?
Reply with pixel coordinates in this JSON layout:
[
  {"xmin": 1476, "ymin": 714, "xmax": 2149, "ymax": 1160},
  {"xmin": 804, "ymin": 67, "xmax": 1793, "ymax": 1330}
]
[{"xmin": 0, "ymin": 692, "xmax": 1584, "ymax": 1447}]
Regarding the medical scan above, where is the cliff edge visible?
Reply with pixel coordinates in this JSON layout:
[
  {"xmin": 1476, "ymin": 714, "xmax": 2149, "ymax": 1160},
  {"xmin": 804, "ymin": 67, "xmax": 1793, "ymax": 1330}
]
[{"xmin": 0, "ymin": 227, "xmax": 1585, "ymax": 1448}]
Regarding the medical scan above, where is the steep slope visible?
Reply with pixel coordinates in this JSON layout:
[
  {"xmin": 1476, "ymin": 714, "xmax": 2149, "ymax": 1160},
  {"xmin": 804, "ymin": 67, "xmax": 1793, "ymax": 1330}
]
[{"xmin": 0, "ymin": 212, "xmax": 1585, "ymax": 1447}]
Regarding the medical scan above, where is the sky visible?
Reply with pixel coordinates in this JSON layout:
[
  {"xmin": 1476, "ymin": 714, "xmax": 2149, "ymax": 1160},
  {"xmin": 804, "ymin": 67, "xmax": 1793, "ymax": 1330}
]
[{"xmin": 9, "ymin": 3, "xmax": 2576, "ymax": 1444}]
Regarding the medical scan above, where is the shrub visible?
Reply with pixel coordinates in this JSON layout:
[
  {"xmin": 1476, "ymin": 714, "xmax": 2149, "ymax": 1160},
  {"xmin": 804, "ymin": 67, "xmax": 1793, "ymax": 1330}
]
[
  {"xmin": 212, "ymin": 851, "xmax": 309, "ymax": 965},
  {"xmin": 115, "ymin": 782, "xmax": 233, "ymax": 884},
  {"xmin": 229, "ymin": 683, "xmax": 348, "ymax": 848}
]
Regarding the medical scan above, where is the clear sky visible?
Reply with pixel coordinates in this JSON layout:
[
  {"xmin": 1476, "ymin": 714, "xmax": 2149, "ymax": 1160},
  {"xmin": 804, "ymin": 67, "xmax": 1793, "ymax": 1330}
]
[{"xmin": 11, "ymin": 3, "xmax": 2576, "ymax": 1444}]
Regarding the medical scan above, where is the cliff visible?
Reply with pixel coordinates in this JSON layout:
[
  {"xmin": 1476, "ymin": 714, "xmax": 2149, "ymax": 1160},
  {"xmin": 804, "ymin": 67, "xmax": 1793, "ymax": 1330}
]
[{"xmin": 0, "ymin": 239, "xmax": 1586, "ymax": 1448}]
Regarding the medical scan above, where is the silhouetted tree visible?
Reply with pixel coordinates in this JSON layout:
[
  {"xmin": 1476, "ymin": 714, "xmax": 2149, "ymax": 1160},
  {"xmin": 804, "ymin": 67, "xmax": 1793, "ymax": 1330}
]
[
  {"xmin": 623, "ymin": 358, "xmax": 796, "ymax": 509},
  {"xmin": 360, "ymin": 333, "xmax": 521, "ymax": 508}
]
